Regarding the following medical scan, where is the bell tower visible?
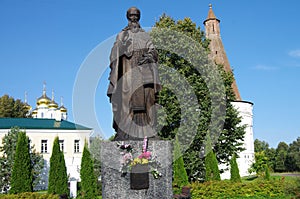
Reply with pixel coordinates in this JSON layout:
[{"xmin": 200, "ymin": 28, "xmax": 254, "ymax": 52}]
[{"xmin": 204, "ymin": 4, "xmax": 241, "ymax": 100}]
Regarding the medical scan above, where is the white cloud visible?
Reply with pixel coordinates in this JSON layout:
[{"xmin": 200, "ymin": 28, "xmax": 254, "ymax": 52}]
[
  {"xmin": 253, "ymin": 64, "xmax": 278, "ymax": 71},
  {"xmin": 288, "ymin": 50, "xmax": 300, "ymax": 58}
]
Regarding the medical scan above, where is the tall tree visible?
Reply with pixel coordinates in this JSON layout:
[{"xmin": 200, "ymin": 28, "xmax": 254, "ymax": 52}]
[
  {"xmin": 253, "ymin": 139, "xmax": 276, "ymax": 170},
  {"xmin": 151, "ymin": 15, "xmax": 245, "ymax": 181},
  {"xmin": 89, "ymin": 136, "xmax": 102, "ymax": 180},
  {"xmin": 0, "ymin": 128, "xmax": 18, "ymax": 192},
  {"xmin": 249, "ymin": 151, "xmax": 269, "ymax": 176},
  {"xmin": 0, "ymin": 127, "xmax": 44, "ymax": 193},
  {"xmin": 48, "ymin": 136, "xmax": 68, "ymax": 196},
  {"xmin": 80, "ymin": 141, "xmax": 97, "ymax": 199},
  {"xmin": 286, "ymin": 137, "xmax": 300, "ymax": 172},
  {"xmin": 173, "ymin": 135, "xmax": 189, "ymax": 188},
  {"xmin": 230, "ymin": 154, "xmax": 241, "ymax": 182},
  {"xmin": 89, "ymin": 136, "xmax": 102, "ymax": 195},
  {"xmin": 9, "ymin": 132, "xmax": 33, "ymax": 193},
  {"xmin": 0, "ymin": 94, "xmax": 29, "ymax": 118},
  {"xmin": 205, "ymin": 150, "xmax": 220, "ymax": 181},
  {"xmin": 264, "ymin": 164, "xmax": 271, "ymax": 180},
  {"xmin": 264, "ymin": 147, "xmax": 276, "ymax": 171},
  {"xmin": 274, "ymin": 142, "xmax": 289, "ymax": 172},
  {"xmin": 254, "ymin": 139, "xmax": 270, "ymax": 152}
]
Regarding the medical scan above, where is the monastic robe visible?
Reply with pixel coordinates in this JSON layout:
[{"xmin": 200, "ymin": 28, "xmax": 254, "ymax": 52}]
[{"xmin": 107, "ymin": 27, "xmax": 161, "ymax": 140}]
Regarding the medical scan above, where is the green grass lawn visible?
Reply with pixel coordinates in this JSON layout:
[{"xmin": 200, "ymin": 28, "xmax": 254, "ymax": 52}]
[{"xmin": 243, "ymin": 172, "xmax": 300, "ymax": 182}]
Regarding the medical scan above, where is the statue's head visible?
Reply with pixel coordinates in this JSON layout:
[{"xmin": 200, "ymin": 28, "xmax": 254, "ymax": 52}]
[{"xmin": 126, "ymin": 7, "xmax": 141, "ymax": 23}]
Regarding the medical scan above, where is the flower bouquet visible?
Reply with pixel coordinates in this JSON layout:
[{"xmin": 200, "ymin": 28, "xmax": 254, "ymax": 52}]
[{"xmin": 117, "ymin": 137, "xmax": 162, "ymax": 189}]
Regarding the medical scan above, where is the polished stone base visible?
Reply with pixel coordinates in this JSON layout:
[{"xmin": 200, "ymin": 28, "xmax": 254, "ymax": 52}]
[{"xmin": 101, "ymin": 141, "xmax": 173, "ymax": 199}]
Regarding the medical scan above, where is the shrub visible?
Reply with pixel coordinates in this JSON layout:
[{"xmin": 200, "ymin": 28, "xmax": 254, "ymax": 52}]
[
  {"xmin": 264, "ymin": 164, "xmax": 270, "ymax": 181},
  {"xmin": 79, "ymin": 142, "xmax": 97, "ymax": 199},
  {"xmin": 173, "ymin": 135, "xmax": 189, "ymax": 189},
  {"xmin": 9, "ymin": 132, "xmax": 33, "ymax": 193},
  {"xmin": 0, "ymin": 192, "xmax": 59, "ymax": 199},
  {"xmin": 48, "ymin": 137, "xmax": 68, "ymax": 196},
  {"xmin": 230, "ymin": 154, "xmax": 241, "ymax": 182},
  {"xmin": 205, "ymin": 150, "xmax": 220, "ymax": 181},
  {"xmin": 190, "ymin": 179, "xmax": 294, "ymax": 199},
  {"xmin": 283, "ymin": 176, "xmax": 300, "ymax": 197}
]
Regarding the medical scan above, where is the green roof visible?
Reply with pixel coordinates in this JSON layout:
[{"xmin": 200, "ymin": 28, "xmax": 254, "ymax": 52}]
[{"xmin": 0, "ymin": 118, "xmax": 91, "ymax": 130}]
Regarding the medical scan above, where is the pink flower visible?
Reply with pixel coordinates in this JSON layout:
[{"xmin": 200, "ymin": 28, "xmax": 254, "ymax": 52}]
[
  {"xmin": 138, "ymin": 151, "xmax": 151, "ymax": 160},
  {"xmin": 143, "ymin": 136, "xmax": 148, "ymax": 153},
  {"xmin": 122, "ymin": 153, "xmax": 133, "ymax": 163}
]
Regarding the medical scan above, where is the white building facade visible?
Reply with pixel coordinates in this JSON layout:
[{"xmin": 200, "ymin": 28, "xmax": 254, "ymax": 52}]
[
  {"xmin": 0, "ymin": 118, "xmax": 92, "ymax": 197},
  {"xmin": 219, "ymin": 101, "xmax": 255, "ymax": 179},
  {"xmin": 232, "ymin": 101, "xmax": 255, "ymax": 177}
]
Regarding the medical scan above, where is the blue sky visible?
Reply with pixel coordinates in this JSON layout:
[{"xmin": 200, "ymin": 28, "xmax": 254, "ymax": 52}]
[{"xmin": 1, "ymin": 0, "xmax": 300, "ymax": 148}]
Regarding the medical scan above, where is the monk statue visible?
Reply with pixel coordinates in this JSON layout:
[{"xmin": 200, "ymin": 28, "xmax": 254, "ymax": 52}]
[{"xmin": 107, "ymin": 7, "xmax": 161, "ymax": 141}]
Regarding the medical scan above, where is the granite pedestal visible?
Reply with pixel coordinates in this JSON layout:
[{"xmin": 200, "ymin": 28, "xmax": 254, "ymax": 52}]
[{"xmin": 101, "ymin": 141, "xmax": 173, "ymax": 199}]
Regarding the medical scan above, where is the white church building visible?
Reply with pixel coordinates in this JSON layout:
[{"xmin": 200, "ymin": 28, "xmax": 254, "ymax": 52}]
[{"xmin": 0, "ymin": 87, "xmax": 92, "ymax": 197}]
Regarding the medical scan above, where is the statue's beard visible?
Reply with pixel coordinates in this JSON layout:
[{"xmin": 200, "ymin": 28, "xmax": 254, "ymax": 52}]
[{"xmin": 128, "ymin": 21, "xmax": 140, "ymax": 32}]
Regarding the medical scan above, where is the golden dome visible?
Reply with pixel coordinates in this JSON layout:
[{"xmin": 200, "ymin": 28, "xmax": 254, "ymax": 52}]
[
  {"xmin": 37, "ymin": 83, "xmax": 51, "ymax": 105},
  {"xmin": 59, "ymin": 105, "xmax": 67, "ymax": 112},
  {"xmin": 48, "ymin": 89, "xmax": 59, "ymax": 108},
  {"xmin": 37, "ymin": 93, "xmax": 51, "ymax": 105},
  {"xmin": 32, "ymin": 108, "xmax": 38, "ymax": 114},
  {"xmin": 23, "ymin": 92, "xmax": 32, "ymax": 111},
  {"xmin": 49, "ymin": 100, "xmax": 59, "ymax": 108},
  {"xmin": 24, "ymin": 102, "xmax": 32, "ymax": 110}
]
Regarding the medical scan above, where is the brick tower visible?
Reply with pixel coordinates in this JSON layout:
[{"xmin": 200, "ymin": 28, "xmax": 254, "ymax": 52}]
[{"xmin": 203, "ymin": 4, "xmax": 241, "ymax": 100}]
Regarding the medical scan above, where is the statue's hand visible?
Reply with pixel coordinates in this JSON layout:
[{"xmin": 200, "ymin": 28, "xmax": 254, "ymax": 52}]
[
  {"xmin": 119, "ymin": 37, "xmax": 132, "ymax": 57},
  {"xmin": 138, "ymin": 56, "xmax": 148, "ymax": 65},
  {"xmin": 138, "ymin": 53, "xmax": 154, "ymax": 65},
  {"xmin": 121, "ymin": 31, "xmax": 129, "ymax": 43},
  {"xmin": 125, "ymin": 38, "xmax": 132, "ymax": 47}
]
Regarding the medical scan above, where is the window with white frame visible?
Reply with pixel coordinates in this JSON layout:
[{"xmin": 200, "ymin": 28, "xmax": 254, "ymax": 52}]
[
  {"xmin": 74, "ymin": 140, "xmax": 80, "ymax": 153},
  {"xmin": 59, "ymin": 140, "xmax": 64, "ymax": 152},
  {"xmin": 41, "ymin": 140, "xmax": 48, "ymax": 153}
]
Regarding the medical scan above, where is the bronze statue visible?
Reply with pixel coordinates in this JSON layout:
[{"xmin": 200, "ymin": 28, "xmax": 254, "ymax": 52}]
[{"xmin": 107, "ymin": 7, "xmax": 161, "ymax": 141}]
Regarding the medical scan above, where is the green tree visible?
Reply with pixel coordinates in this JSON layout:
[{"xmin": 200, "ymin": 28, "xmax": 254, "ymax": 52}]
[
  {"xmin": 264, "ymin": 164, "xmax": 270, "ymax": 180},
  {"xmin": 205, "ymin": 150, "xmax": 220, "ymax": 181},
  {"xmin": 274, "ymin": 142, "xmax": 288, "ymax": 172},
  {"xmin": 9, "ymin": 132, "xmax": 33, "ymax": 193},
  {"xmin": 286, "ymin": 137, "xmax": 300, "ymax": 172},
  {"xmin": 249, "ymin": 151, "xmax": 268, "ymax": 176},
  {"xmin": 48, "ymin": 136, "xmax": 68, "ymax": 196},
  {"xmin": 89, "ymin": 136, "xmax": 101, "ymax": 180},
  {"xmin": 151, "ymin": 15, "xmax": 245, "ymax": 181},
  {"xmin": 0, "ymin": 127, "xmax": 44, "ymax": 193},
  {"xmin": 254, "ymin": 139, "xmax": 270, "ymax": 152},
  {"xmin": 79, "ymin": 141, "xmax": 97, "ymax": 199},
  {"xmin": 230, "ymin": 154, "xmax": 241, "ymax": 182},
  {"xmin": 89, "ymin": 136, "xmax": 102, "ymax": 195},
  {"xmin": 254, "ymin": 139, "xmax": 276, "ymax": 171},
  {"xmin": 265, "ymin": 147, "xmax": 276, "ymax": 171},
  {"xmin": 0, "ymin": 128, "xmax": 18, "ymax": 192},
  {"xmin": 0, "ymin": 95, "xmax": 29, "ymax": 118},
  {"xmin": 173, "ymin": 135, "xmax": 189, "ymax": 188}
]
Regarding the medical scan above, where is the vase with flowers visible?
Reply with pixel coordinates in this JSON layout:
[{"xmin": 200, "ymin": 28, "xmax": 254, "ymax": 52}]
[{"xmin": 117, "ymin": 137, "xmax": 162, "ymax": 190}]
